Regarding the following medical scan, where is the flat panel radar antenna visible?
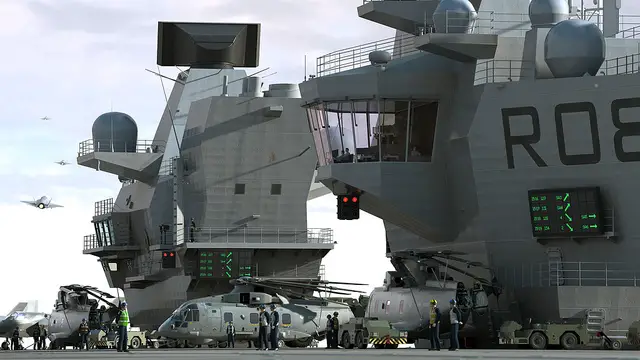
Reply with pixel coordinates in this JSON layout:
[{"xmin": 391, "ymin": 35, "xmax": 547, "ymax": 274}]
[{"xmin": 156, "ymin": 22, "xmax": 261, "ymax": 69}]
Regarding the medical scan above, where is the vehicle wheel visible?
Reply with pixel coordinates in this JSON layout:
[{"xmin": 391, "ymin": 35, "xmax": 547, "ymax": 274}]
[
  {"xmin": 130, "ymin": 336, "xmax": 142, "ymax": 349},
  {"xmin": 612, "ymin": 340, "xmax": 623, "ymax": 350},
  {"xmin": 355, "ymin": 331, "xmax": 366, "ymax": 349},
  {"xmin": 342, "ymin": 332, "xmax": 353, "ymax": 349},
  {"xmin": 218, "ymin": 341, "xmax": 228, "ymax": 349},
  {"xmin": 176, "ymin": 340, "xmax": 184, "ymax": 348},
  {"xmin": 278, "ymin": 339, "xmax": 285, "ymax": 348},
  {"xmin": 1, "ymin": 341, "xmax": 8, "ymax": 350},
  {"xmin": 560, "ymin": 332, "xmax": 578, "ymax": 350},
  {"xmin": 208, "ymin": 342, "xmax": 217, "ymax": 348},
  {"xmin": 185, "ymin": 340, "xmax": 196, "ymax": 348},
  {"xmin": 152, "ymin": 341, "xmax": 160, "ymax": 349},
  {"xmin": 529, "ymin": 332, "xmax": 548, "ymax": 350}
]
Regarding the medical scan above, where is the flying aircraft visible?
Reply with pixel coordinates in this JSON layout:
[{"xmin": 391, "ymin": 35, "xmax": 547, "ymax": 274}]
[
  {"xmin": 54, "ymin": 160, "xmax": 70, "ymax": 166},
  {"xmin": 48, "ymin": 284, "xmax": 120, "ymax": 349},
  {"xmin": 0, "ymin": 302, "xmax": 49, "ymax": 348},
  {"xmin": 363, "ymin": 250, "xmax": 499, "ymax": 345},
  {"xmin": 40, "ymin": 116, "xmax": 50, "ymax": 121},
  {"xmin": 156, "ymin": 277, "xmax": 367, "ymax": 348},
  {"xmin": 20, "ymin": 196, "xmax": 63, "ymax": 209}
]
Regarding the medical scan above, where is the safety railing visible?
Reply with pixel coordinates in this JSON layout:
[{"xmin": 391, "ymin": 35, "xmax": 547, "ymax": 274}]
[
  {"xmin": 475, "ymin": 59, "xmax": 533, "ymax": 84},
  {"xmin": 168, "ymin": 226, "xmax": 334, "ymax": 245},
  {"xmin": 158, "ymin": 158, "xmax": 174, "ymax": 176},
  {"xmin": 494, "ymin": 261, "xmax": 640, "ymax": 288},
  {"xmin": 94, "ymin": 198, "xmax": 113, "ymax": 217},
  {"xmin": 600, "ymin": 53, "xmax": 640, "ymax": 76},
  {"xmin": 83, "ymin": 234, "xmax": 99, "ymax": 250},
  {"xmin": 78, "ymin": 139, "xmax": 166, "ymax": 157},
  {"xmin": 318, "ymin": 264, "xmax": 326, "ymax": 281}
]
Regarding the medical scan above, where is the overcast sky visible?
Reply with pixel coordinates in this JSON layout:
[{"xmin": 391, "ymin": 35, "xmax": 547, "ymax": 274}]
[
  {"xmin": 0, "ymin": 0, "xmax": 395, "ymax": 316},
  {"xmin": 0, "ymin": 0, "xmax": 639, "ymax": 318}
]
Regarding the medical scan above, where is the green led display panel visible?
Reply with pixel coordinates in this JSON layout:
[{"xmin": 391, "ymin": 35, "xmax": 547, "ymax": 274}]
[
  {"xmin": 528, "ymin": 187, "xmax": 604, "ymax": 237},
  {"xmin": 197, "ymin": 250, "xmax": 253, "ymax": 279}
]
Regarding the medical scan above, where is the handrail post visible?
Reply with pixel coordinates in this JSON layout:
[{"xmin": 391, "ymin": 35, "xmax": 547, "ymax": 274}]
[
  {"xmin": 244, "ymin": 227, "xmax": 247, "ymax": 243},
  {"xmin": 226, "ymin": 228, "xmax": 228, "ymax": 243},
  {"xmin": 605, "ymin": 262, "xmax": 608, "ymax": 286},
  {"xmin": 578, "ymin": 262, "xmax": 582, "ymax": 286},
  {"xmin": 277, "ymin": 228, "xmax": 280, "ymax": 243}
]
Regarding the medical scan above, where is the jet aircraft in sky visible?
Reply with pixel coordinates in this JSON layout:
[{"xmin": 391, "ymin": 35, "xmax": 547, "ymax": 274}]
[
  {"xmin": 40, "ymin": 116, "xmax": 50, "ymax": 121},
  {"xmin": 54, "ymin": 160, "xmax": 70, "ymax": 166},
  {"xmin": 20, "ymin": 196, "xmax": 63, "ymax": 209}
]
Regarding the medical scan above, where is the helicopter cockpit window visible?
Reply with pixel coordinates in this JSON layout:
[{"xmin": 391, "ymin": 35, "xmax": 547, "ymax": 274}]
[
  {"xmin": 249, "ymin": 313, "xmax": 258, "ymax": 324},
  {"xmin": 223, "ymin": 312, "xmax": 233, "ymax": 323},
  {"xmin": 184, "ymin": 308, "xmax": 200, "ymax": 322},
  {"xmin": 282, "ymin": 313, "xmax": 291, "ymax": 325}
]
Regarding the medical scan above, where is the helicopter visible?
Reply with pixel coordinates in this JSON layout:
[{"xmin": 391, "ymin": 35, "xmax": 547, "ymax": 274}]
[
  {"xmin": 47, "ymin": 284, "xmax": 120, "ymax": 349},
  {"xmin": 364, "ymin": 250, "xmax": 502, "ymax": 344},
  {"xmin": 156, "ymin": 277, "xmax": 368, "ymax": 348}
]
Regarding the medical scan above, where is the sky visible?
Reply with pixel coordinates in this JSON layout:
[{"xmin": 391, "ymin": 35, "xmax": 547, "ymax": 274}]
[{"xmin": 0, "ymin": 0, "xmax": 395, "ymax": 316}]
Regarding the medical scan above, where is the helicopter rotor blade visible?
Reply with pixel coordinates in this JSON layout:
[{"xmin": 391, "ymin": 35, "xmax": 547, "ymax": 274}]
[
  {"xmin": 250, "ymin": 281, "xmax": 355, "ymax": 297},
  {"xmin": 431, "ymin": 254, "xmax": 492, "ymax": 270},
  {"xmin": 259, "ymin": 279, "xmax": 367, "ymax": 294},
  {"xmin": 428, "ymin": 258, "xmax": 496, "ymax": 288}
]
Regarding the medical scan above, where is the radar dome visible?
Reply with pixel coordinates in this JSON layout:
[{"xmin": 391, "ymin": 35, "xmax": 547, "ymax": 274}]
[
  {"xmin": 91, "ymin": 112, "xmax": 138, "ymax": 153},
  {"xmin": 433, "ymin": 0, "xmax": 478, "ymax": 34},
  {"xmin": 544, "ymin": 19, "xmax": 605, "ymax": 78},
  {"xmin": 528, "ymin": 0, "xmax": 570, "ymax": 27},
  {"xmin": 369, "ymin": 50, "xmax": 391, "ymax": 66}
]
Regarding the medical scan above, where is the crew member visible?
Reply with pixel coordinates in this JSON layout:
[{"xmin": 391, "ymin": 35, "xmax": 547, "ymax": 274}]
[
  {"xmin": 331, "ymin": 312, "xmax": 340, "ymax": 349},
  {"xmin": 325, "ymin": 314, "xmax": 333, "ymax": 349},
  {"xmin": 78, "ymin": 318, "xmax": 90, "ymax": 351},
  {"xmin": 428, "ymin": 299, "xmax": 441, "ymax": 351},
  {"xmin": 98, "ymin": 305, "xmax": 106, "ymax": 330},
  {"xmin": 39, "ymin": 325, "xmax": 47, "ymax": 350},
  {"xmin": 11, "ymin": 327, "xmax": 19, "ymax": 350},
  {"xmin": 257, "ymin": 305, "xmax": 270, "ymax": 351},
  {"xmin": 269, "ymin": 304, "xmax": 280, "ymax": 350},
  {"xmin": 226, "ymin": 321, "xmax": 235, "ymax": 348},
  {"xmin": 32, "ymin": 324, "xmax": 41, "ymax": 350},
  {"xmin": 116, "ymin": 302, "xmax": 129, "ymax": 352},
  {"xmin": 189, "ymin": 218, "xmax": 197, "ymax": 242},
  {"xmin": 448, "ymin": 299, "xmax": 462, "ymax": 351}
]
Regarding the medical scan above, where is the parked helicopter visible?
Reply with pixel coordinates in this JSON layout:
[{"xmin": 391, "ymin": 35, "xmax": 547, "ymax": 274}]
[
  {"xmin": 48, "ymin": 284, "xmax": 120, "ymax": 349},
  {"xmin": 156, "ymin": 277, "xmax": 368, "ymax": 348},
  {"xmin": 364, "ymin": 250, "xmax": 501, "ymax": 344}
]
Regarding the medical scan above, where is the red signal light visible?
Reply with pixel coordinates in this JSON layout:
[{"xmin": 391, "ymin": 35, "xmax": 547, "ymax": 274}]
[
  {"xmin": 342, "ymin": 197, "xmax": 348, "ymax": 203},
  {"xmin": 352, "ymin": 197, "xmax": 358, "ymax": 203},
  {"xmin": 170, "ymin": 252, "xmax": 174, "ymax": 257},
  {"xmin": 163, "ymin": 252, "xmax": 167, "ymax": 257}
]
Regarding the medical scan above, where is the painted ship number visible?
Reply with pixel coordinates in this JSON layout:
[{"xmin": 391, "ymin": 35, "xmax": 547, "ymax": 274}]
[{"xmin": 502, "ymin": 97, "xmax": 640, "ymax": 168}]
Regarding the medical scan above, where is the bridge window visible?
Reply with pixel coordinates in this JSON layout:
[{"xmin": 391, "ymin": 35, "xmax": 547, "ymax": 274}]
[
  {"xmin": 270, "ymin": 184, "xmax": 282, "ymax": 195},
  {"xmin": 250, "ymin": 313, "xmax": 258, "ymax": 324},
  {"xmin": 399, "ymin": 300, "xmax": 404, "ymax": 314},
  {"xmin": 306, "ymin": 100, "xmax": 438, "ymax": 165},
  {"xmin": 223, "ymin": 312, "xmax": 233, "ymax": 323},
  {"xmin": 282, "ymin": 313, "xmax": 291, "ymax": 325},
  {"xmin": 235, "ymin": 183, "xmax": 245, "ymax": 195}
]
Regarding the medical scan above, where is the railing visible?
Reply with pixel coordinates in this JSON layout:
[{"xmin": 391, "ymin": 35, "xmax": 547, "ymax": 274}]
[
  {"xmin": 318, "ymin": 264, "xmax": 326, "ymax": 280},
  {"xmin": 600, "ymin": 53, "xmax": 640, "ymax": 76},
  {"xmin": 159, "ymin": 158, "xmax": 174, "ymax": 176},
  {"xmin": 94, "ymin": 198, "xmax": 113, "ymax": 217},
  {"xmin": 83, "ymin": 234, "xmax": 131, "ymax": 251},
  {"xmin": 167, "ymin": 227, "xmax": 334, "ymax": 245},
  {"xmin": 78, "ymin": 139, "xmax": 166, "ymax": 157},
  {"xmin": 475, "ymin": 59, "xmax": 533, "ymax": 84},
  {"xmin": 495, "ymin": 261, "xmax": 640, "ymax": 288}
]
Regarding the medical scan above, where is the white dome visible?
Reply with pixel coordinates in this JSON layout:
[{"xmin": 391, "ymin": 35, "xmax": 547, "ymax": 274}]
[
  {"xmin": 433, "ymin": 0, "xmax": 478, "ymax": 34},
  {"xmin": 529, "ymin": 0, "xmax": 570, "ymax": 27}
]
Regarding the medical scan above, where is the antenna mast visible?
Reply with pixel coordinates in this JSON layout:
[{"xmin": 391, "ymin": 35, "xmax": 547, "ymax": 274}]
[{"xmin": 304, "ymin": 55, "xmax": 307, "ymax": 81}]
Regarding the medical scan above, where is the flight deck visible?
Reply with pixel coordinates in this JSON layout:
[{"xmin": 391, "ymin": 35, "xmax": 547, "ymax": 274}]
[{"xmin": 3, "ymin": 349, "xmax": 640, "ymax": 360}]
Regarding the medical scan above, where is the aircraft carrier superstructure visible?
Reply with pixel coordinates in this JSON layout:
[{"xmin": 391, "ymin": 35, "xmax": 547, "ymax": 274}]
[
  {"xmin": 300, "ymin": 0, "xmax": 640, "ymax": 334},
  {"xmin": 76, "ymin": 22, "xmax": 333, "ymax": 330}
]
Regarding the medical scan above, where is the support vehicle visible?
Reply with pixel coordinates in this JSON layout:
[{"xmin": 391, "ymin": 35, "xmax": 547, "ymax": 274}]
[
  {"xmin": 339, "ymin": 317, "xmax": 407, "ymax": 349},
  {"xmin": 88, "ymin": 326, "xmax": 148, "ymax": 349},
  {"xmin": 498, "ymin": 308, "xmax": 608, "ymax": 350}
]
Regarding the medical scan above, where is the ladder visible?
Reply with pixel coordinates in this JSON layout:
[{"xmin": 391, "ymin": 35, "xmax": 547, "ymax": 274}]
[
  {"xmin": 585, "ymin": 308, "xmax": 606, "ymax": 346},
  {"xmin": 546, "ymin": 247, "xmax": 565, "ymax": 286}
]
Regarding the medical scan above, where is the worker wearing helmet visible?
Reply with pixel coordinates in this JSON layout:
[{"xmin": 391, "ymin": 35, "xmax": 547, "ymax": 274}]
[
  {"xmin": 78, "ymin": 318, "xmax": 90, "ymax": 351},
  {"xmin": 448, "ymin": 299, "xmax": 462, "ymax": 351},
  {"xmin": 428, "ymin": 299, "xmax": 441, "ymax": 351},
  {"xmin": 116, "ymin": 302, "xmax": 129, "ymax": 352},
  {"xmin": 331, "ymin": 312, "xmax": 340, "ymax": 349}
]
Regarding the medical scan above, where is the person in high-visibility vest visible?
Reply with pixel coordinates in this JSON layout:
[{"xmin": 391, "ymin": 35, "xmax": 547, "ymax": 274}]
[
  {"xmin": 428, "ymin": 299, "xmax": 441, "ymax": 351},
  {"xmin": 116, "ymin": 302, "xmax": 129, "ymax": 352}
]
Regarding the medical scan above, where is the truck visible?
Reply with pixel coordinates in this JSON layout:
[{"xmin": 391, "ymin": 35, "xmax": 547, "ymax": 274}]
[
  {"xmin": 88, "ymin": 325, "xmax": 151, "ymax": 349},
  {"xmin": 338, "ymin": 317, "xmax": 408, "ymax": 349},
  {"xmin": 498, "ymin": 308, "xmax": 609, "ymax": 350}
]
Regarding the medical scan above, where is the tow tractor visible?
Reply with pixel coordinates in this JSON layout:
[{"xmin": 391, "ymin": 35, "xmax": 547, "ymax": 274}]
[
  {"xmin": 88, "ymin": 324, "xmax": 151, "ymax": 349},
  {"xmin": 498, "ymin": 308, "xmax": 623, "ymax": 350},
  {"xmin": 339, "ymin": 317, "xmax": 407, "ymax": 349}
]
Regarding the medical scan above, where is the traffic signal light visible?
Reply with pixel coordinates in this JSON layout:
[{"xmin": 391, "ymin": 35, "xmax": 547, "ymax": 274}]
[
  {"xmin": 162, "ymin": 251, "xmax": 176, "ymax": 268},
  {"xmin": 337, "ymin": 194, "xmax": 360, "ymax": 220}
]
